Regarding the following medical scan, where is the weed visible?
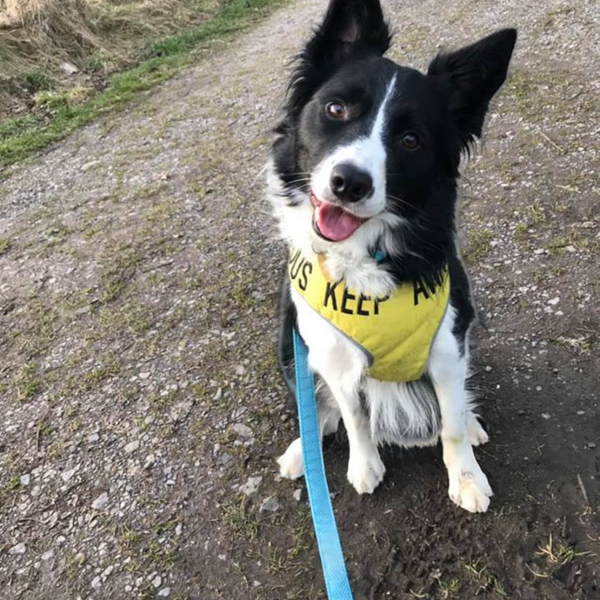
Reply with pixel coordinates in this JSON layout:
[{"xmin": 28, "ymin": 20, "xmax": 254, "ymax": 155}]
[
  {"xmin": 439, "ymin": 578, "xmax": 460, "ymax": 598},
  {"xmin": 0, "ymin": 237, "xmax": 12, "ymax": 255},
  {"xmin": 538, "ymin": 535, "xmax": 592, "ymax": 565},
  {"xmin": 464, "ymin": 229, "xmax": 493, "ymax": 262}
]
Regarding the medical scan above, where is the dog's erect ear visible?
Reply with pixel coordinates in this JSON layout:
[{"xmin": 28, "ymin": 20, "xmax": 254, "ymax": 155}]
[
  {"xmin": 428, "ymin": 29, "xmax": 517, "ymax": 148},
  {"xmin": 308, "ymin": 0, "xmax": 391, "ymax": 62},
  {"xmin": 285, "ymin": 0, "xmax": 391, "ymax": 115}
]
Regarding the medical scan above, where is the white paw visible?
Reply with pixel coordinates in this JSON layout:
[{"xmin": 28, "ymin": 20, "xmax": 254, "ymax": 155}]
[
  {"xmin": 347, "ymin": 448, "xmax": 386, "ymax": 495},
  {"xmin": 467, "ymin": 415, "xmax": 489, "ymax": 446},
  {"xmin": 448, "ymin": 466, "xmax": 493, "ymax": 513},
  {"xmin": 277, "ymin": 438, "xmax": 304, "ymax": 479}
]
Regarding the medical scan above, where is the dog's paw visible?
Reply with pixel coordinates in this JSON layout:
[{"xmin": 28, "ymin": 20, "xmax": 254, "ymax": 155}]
[
  {"xmin": 277, "ymin": 438, "xmax": 304, "ymax": 480},
  {"xmin": 347, "ymin": 449, "xmax": 386, "ymax": 495},
  {"xmin": 448, "ymin": 467, "xmax": 493, "ymax": 513},
  {"xmin": 467, "ymin": 415, "xmax": 489, "ymax": 446}
]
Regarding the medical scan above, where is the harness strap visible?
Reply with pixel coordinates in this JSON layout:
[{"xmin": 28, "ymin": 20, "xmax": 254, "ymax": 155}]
[{"xmin": 292, "ymin": 328, "xmax": 354, "ymax": 600}]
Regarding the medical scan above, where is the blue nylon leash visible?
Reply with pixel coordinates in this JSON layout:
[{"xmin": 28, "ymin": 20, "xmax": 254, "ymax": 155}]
[{"xmin": 292, "ymin": 328, "xmax": 354, "ymax": 600}]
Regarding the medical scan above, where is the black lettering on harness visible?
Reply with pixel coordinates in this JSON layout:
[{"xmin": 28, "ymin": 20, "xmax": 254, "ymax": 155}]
[
  {"xmin": 341, "ymin": 289, "xmax": 356, "ymax": 315},
  {"xmin": 299, "ymin": 261, "xmax": 312, "ymax": 291},
  {"xmin": 324, "ymin": 281, "xmax": 340, "ymax": 310},
  {"xmin": 413, "ymin": 280, "xmax": 430, "ymax": 306},
  {"xmin": 357, "ymin": 295, "xmax": 369, "ymax": 316},
  {"xmin": 373, "ymin": 294, "xmax": 390, "ymax": 315}
]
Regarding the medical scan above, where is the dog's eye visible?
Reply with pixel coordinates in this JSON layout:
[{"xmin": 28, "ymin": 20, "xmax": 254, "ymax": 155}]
[
  {"xmin": 326, "ymin": 102, "xmax": 348, "ymax": 120},
  {"xmin": 400, "ymin": 133, "xmax": 420, "ymax": 150}
]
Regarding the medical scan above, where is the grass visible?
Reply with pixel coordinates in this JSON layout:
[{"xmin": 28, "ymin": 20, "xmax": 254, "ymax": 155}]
[
  {"xmin": 538, "ymin": 535, "xmax": 592, "ymax": 565},
  {"xmin": 0, "ymin": 0, "xmax": 283, "ymax": 168},
  {"xmin": 464, "ymin": 228, "xmax": 494, "ymax": 263}
]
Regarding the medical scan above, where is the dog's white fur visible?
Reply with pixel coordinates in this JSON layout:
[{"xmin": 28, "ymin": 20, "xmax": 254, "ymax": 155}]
[{"xmin": 269, "ymin": 75, "xmax": 493, "ymax": 513}]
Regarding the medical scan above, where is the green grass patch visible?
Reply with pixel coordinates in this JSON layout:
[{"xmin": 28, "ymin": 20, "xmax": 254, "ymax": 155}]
[{"xmin": 0, "ymin": 0, "xmax": 283, "ymax": 169}]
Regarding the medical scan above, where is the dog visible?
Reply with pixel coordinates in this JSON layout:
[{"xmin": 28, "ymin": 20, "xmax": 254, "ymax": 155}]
[{"xmin": 267, "ymin": 0, "xmax": 516, "ymax": 513}]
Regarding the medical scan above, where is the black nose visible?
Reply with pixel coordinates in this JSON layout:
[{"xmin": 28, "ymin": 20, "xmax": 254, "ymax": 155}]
[{"xmin": 330, "ymin": 163, "xmax": 373, "ymax": 203}]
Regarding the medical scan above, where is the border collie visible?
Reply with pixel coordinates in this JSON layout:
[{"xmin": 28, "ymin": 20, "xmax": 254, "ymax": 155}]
[{"xmin": 268, "ymin": 0, "xmax": 516, "ymax": 513}]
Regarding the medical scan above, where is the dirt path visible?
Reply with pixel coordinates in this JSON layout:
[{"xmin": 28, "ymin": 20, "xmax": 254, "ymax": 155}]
[{"xmin": 0, "ymin": 0, "xmax": 598, "ymax": 599}]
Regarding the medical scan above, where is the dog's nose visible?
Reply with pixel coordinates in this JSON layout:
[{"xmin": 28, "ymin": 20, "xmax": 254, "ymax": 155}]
[{"xmin": 330, "ymin": 163, "xmax": 373, "ymax": 203}]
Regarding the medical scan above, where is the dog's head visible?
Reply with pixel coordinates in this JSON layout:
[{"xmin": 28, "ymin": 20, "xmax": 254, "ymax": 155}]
[{"xmin": 270, "ymin": 0, "xmax": 516, "ymax": 268}]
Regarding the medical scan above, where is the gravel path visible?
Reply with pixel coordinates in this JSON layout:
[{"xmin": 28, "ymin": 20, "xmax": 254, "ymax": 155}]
[{"xmin": 0, "ymin": 1, "xmax": 598, "ymax": 599}]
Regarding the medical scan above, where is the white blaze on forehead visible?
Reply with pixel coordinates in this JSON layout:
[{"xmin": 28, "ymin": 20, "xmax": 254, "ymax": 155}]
[{"xmin": 312, "ymin": 74, "xmax": 397, "ymax": 218}]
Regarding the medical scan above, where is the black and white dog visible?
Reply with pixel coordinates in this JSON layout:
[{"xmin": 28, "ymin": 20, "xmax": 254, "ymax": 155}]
[{"xmin": 268, "ymin": 0, "xmax": 516, "ymax": 513}]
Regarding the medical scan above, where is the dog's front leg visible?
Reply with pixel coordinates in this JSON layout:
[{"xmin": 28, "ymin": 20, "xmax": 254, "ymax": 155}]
[
  {"xmin": 329, "ymin": 380, "xmax": 386, "ymax": 495},
  {"xmin": 429, "ymin": 315, "xmax": 493, "ymax": 513}
]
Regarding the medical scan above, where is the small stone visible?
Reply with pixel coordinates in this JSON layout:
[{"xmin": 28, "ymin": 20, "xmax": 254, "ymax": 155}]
[
  {"xmin": 9, "ymin": 542, "xmax": 26, "ymax": 555},
  {"xmin": 535, "ymin": 386, "xmax": 542, "ymax": 391},
  {"xmin": 541, "ymin": 413, "xmax": 551, "ymax": 420},
  {"xmin": 139, "ymin": 372, "xmax": 151, "ymax": 380},
  {"xmin": 124, "ymin": 440, "xmax": 140, "ymax": 454},
  {"xmin": 239, "ymin": 476, "xmax": 262, "ymax": 496},
  {"xmin": 484, "ymin": 365, "xmax": 493, "ymax": 373},
  {"xmin": 577, "ymin": 411, "xmax": 585, "ymax": 416},
  {"xmin": 91, "ymin": 576, "xmax": 102, "ymax": 589},
  {"xmin": 19, "ymin": 474, "xmax": 31, "ymax": 486},
  {"xmin": 92, "ymin": 493, "xmax": 109, "ymax": 510},
  {"xmin": 88, "ymin": 433, "xmax": 100, "ymax": 443},
  {"xmin": 516, "ymin": 409, "xmax": 525, "ymax": 416},
  {"xmin": 259, "ymin": 496, "xmax": 280, "ymax": 513},
  {"xmin": 235, "ymin": 365, "xmax": 246, "ymax": 376},
  {"xmin": 588, "ymin": 442, "xmax": 597, "ymax": 449},
  {"xmin": 61, "ymin": 467, "xmax": 78, "ymax": 483},
  {"xmin": 232, "ymin": 423, "xmax": 253, "ymax": 439},
  {"xmin": 152, "ymin": 576, "xmax": 162, "ymax": 588},
  {"xmin": 158, "ymin": 589, "xmax": 171, "ymax": 598},
  {"xmin": 547, "ymin": 297, "xmax": 560, "ymax": 306},
  {"xmin": 41, "ymin": 550, "xmax": 54, "ymax": 561},
  {"xmin": 175, "ymin": 523, "xmax": 183, "ymax": 536},
  {"xmin": 60, "ymin": 61, "xmax": 79, "ymax": 75},
  {"xmin": 293, "ymin": 489, "xmax": 302, "ymax": 502}
]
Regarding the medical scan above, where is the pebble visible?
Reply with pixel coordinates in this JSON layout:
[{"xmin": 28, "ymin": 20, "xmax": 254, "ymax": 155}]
[
  {"xmin": 19, "ymin": 474, "xmax": 31, "ymax": 486},
  {"xmin": 124, "ymin": 440, "xmax": 140, "ymax": 454},
  {"xmin": 259, "ymin": 496, "xmax": 280, "ymax": 513},
  {"xmin": 41, "ymin": 550, "xmax": 54, "ymax": 561},
  {"xmin": 158, "ymin": 589, "xmax": 171, "ymax": 598},
  {"xmin": 484, "ymin": 365, "xmax": 493, "ymax": 372},
  {"xmin": 88, "ymin": 433, "xmax": 100, "ymax": 443},
  {"xmin": 232, "ymin": 423, "xmax": 253, "ymax": 439},
  {"xmin": 9, "ymin": 542, "xmax": 26, "ymax": 555},
  {"xmin": 293, "ymin": 489, "xmax": 303, "ymax": 502},
  {"xmin": 541, "ymin": 413, "xmax": 551, "ymax": 420},
  {"xmin": 91, "ymin": 576, "xmax": 102, "ymax": 589},
  {"xmin": 152, "ymin": 576, "xmax": 162, "ymax": 588},
  {"xmin": 61, "ymin": 467, "xmax": 78, "ymax": 483},
  {"xmin": 588, "ymin": 442, "xmax": 597, "ymax": 449},
  {"xmin": 92, "ymin": 493, "xmax": 109, "ymax": 510},
  {"xmin": 547, "ymin": 297, "xmax": 560, "ymax": 306},
  {"xmin": 239, "ymin": 476, "xmax": 262, "ymax": 496}
]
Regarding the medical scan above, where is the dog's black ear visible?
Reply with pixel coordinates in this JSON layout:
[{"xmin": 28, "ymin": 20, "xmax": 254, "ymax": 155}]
[
  {"xmin": 286, "ymin": 0, "xmax": 391, "ymax": 115},
  {"xmin": 309, "ymin": 0, "xmax": 391, "ymax": 62},
  {"xmin": 428, "ymin": 29, "xmax": 517, "ymax": 149}
]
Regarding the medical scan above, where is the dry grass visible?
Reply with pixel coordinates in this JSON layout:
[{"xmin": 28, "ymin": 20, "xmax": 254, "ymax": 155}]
[{"xmin": 0, "ymin": 0, "xmax": 217, "ymax": 113}]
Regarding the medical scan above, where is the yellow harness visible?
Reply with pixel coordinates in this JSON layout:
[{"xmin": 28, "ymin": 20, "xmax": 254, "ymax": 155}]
[{"xmin": 289, "ymin": 249, "xmax": 450, "ymax": 383}]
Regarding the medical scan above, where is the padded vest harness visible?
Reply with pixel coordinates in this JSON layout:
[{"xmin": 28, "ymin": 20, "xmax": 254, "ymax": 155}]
[{"xmin": 289, "ymin": 249, "xmax": 450, "ymax": 383}]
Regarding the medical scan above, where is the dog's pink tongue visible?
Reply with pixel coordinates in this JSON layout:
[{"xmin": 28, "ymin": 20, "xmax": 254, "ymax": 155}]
[{"xmin": 318, "ymin": 202, "xmax": 365, "ymax": 242}]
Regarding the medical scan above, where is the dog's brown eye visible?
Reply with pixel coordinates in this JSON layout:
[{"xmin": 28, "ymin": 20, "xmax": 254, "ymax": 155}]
[
  {"xmin": 326, "ymin": 102, "xmax": 347, "ymax": 120},
  {"xmin": 400, "ymin": 133, "xmax": 420, "ymax": 150}
]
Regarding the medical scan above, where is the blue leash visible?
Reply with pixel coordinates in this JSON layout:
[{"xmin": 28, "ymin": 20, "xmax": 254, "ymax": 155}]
[{"xmin": 292, "ymin": 328, "xmax": 354, "ymax": 600}]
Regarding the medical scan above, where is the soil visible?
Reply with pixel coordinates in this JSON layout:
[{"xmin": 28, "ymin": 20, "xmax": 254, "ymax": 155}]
[{"xmin": 0, "ymin": 0, "xmax": 598, "ymax": 599}]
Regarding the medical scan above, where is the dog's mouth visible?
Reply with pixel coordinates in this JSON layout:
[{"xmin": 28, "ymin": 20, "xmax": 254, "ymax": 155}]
[{"xmin": 310, "ymin": 190, "xmax": 367, "ymax": 242}]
